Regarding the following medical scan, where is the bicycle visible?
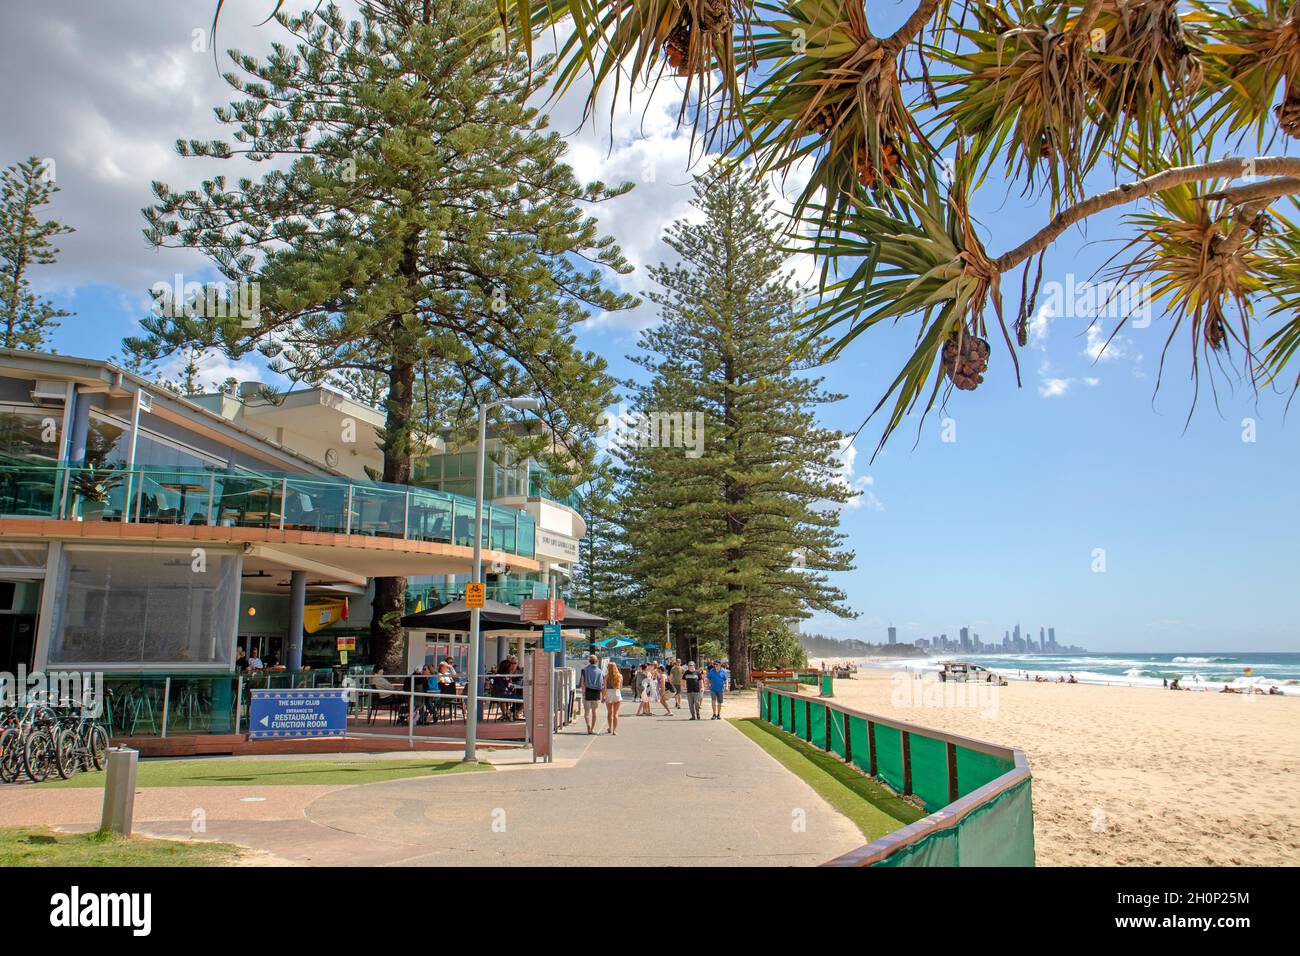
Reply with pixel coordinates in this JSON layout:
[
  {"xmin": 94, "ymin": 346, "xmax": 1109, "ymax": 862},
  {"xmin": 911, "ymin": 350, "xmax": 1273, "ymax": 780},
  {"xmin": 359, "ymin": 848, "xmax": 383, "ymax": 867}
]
[{"xmin": 53, "ymin": 701, "xmax": 110, "ymax": 778}]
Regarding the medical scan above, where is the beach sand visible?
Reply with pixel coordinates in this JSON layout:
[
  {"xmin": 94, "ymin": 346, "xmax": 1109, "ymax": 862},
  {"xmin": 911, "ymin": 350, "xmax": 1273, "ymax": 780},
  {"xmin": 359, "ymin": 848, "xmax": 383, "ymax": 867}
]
[{"xmin": 729, "ymin": 663, "xmax": 1300, "ymax": 866}]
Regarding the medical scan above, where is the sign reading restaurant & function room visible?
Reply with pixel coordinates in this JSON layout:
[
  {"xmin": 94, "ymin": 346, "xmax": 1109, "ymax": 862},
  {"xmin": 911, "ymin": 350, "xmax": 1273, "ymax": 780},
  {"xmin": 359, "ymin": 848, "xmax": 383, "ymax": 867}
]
[{"xmin": 248, "ymin": 688, "xmax": 348, "ymax": 739}]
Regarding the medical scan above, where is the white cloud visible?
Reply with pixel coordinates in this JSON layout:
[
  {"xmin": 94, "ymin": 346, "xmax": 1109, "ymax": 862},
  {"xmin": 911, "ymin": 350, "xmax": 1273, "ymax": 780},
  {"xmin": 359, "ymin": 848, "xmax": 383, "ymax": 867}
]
[
  {"xmin": 1038, "ymin": 374, "xmax": 1101, "ymax": 398},
  {"xmin": 1039, "ymin": 377, "xmax": 1072, "ymax": 398},
  {"xmin": 833, "ymin": 438, "xmax": 884, "ymax": 511},
  {"xmin": 1084, "ymin": 323, "xmax": 1128, "ymax": 362},
  {"xmin": 1028, "ymin": 299, "xmax": 1053, "ymax": 348}
]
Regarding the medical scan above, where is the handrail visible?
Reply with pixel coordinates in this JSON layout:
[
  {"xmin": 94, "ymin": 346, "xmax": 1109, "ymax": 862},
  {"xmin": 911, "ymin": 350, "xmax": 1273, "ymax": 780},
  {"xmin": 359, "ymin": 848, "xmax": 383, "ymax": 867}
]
[
  {"xmin": 0, "ymin": 461, "xmax": 536, "ymax": 558},
  {"xmin": 758, "ymin": 683, "xmax": 1033, "ymax": 868}
]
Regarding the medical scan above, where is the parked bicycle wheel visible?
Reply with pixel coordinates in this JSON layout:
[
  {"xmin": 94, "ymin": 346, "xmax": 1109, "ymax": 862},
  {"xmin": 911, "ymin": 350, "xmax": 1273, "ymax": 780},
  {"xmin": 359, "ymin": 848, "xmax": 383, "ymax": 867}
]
[
  {"xmin": 88, "ymin": 724, "xmax": 110, "ymax": 771},
  {"xmin": 54, "ymin": 727, "xmax": 80, "ymax": 779},
  {"xmin": 0, "ymin": 728, "xmax": 19, "ymax": 783},
  {"xmin": 22, "ymin": 727, "xmax": 55, "ymax": 782}
]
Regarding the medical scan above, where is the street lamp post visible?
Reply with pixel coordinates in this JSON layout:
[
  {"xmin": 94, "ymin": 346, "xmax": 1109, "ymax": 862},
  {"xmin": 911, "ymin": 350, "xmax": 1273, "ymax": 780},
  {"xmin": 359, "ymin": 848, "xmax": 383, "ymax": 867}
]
[
  {"xmin": 465, "ymin": 396, "xmax": 541, "ymax": 763},
  {"xmin": 665, "ymin": 608, "xmax": 683, "ymax": 661}
]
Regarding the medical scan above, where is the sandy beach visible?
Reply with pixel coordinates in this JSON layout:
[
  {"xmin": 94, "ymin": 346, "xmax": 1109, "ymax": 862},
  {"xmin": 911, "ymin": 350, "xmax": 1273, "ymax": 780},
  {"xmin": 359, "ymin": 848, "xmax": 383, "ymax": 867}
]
[{"xmin": 730, "ymin": 662, "xmax": 1300, "ymax": 866}]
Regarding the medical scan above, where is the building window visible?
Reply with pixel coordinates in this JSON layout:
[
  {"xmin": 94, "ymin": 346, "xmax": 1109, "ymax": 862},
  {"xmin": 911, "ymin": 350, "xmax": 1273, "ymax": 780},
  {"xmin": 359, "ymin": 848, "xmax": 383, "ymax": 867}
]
[
  {"xmin": 0, "ymin": 405, "xmax": 61, "ymax": 463},
  {"xmin": 45, "ymin": 545, "xmax": 239, "ymax": 667},
  {"xmin": 89, "ymin": 411, "xmax": 227, "ymax": 470}
]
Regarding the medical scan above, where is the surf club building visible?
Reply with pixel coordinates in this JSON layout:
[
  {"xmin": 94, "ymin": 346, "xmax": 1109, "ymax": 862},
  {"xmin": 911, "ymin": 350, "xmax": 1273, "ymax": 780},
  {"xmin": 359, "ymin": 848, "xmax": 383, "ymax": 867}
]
[{"xmin": 0, "ymin": 349, "xmax": 591, "ymax": 745}]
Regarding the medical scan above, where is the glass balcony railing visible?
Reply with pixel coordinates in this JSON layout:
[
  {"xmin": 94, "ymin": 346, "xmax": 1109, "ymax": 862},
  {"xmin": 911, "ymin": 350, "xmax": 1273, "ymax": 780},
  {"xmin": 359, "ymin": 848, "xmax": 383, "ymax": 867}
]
[
  {"xmin": 406, "ymin": 579, "xmax": 570, "ymax": 611},
  {"xmin": 0, "ymin": 462, "xmax": 536, "ymax": 560}
]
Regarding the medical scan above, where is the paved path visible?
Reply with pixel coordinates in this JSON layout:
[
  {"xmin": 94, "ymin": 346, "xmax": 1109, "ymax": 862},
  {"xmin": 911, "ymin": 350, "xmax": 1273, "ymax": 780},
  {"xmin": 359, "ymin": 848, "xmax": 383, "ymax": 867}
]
[
  {"xmin": 6, "ymin": 704, "xmax": 863, "ymax": 867},
  {"xmin": 297, "ymin": 711, "xmax": 862, "ymax": 865}
]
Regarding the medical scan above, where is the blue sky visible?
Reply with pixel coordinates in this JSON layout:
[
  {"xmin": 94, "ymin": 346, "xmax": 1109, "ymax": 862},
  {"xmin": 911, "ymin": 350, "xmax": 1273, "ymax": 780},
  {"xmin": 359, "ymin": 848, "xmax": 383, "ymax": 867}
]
[{"xmin": 7, "ymin": 0, "xmax": 1299, "ymax": 652}]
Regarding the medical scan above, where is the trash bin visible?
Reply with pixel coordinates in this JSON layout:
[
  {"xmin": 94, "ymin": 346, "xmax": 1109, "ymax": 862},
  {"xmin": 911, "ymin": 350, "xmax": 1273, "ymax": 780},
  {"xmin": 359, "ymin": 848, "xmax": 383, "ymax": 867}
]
[{"xmin": 820, "ymin": 673, "xmax": 834, "ymax": 697}]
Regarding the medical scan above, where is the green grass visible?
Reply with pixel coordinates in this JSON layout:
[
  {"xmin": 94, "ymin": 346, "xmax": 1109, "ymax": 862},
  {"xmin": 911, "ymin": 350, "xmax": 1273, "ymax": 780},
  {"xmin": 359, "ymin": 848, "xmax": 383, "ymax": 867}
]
[
  {"xmin": 730, "ymin": 718, "xmax": 926, "ymax": 841},
  {"xmin": 34, "ymin": 757, "xmax": 491, "ymax": 789},
  {"xmin": 0, "ymin": 827, "xmax": 245, "ymax": 867}
]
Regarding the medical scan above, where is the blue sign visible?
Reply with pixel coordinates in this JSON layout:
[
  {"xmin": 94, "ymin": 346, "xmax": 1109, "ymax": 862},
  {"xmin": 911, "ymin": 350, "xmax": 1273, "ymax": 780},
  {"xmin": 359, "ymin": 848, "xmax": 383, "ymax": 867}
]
[
  {"xmin": 248, "ymin": 688, "xmax": 348, "ymax": 740},
  {"xmin": 541, "ymin": 623, "xmax": 563, "ymax": 652}
]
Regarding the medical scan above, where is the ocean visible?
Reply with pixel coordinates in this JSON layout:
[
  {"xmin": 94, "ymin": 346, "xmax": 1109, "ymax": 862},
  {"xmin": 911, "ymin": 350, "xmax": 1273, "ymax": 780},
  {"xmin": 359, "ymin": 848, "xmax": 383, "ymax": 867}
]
[{"xmin": 857, "ymin": 651, "xmax": 1300, "ymax": 695}]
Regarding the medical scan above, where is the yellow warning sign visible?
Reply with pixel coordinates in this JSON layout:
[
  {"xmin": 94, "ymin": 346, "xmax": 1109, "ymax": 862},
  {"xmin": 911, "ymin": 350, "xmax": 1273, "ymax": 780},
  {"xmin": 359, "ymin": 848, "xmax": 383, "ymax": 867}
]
[{"xmin": 465, "ymin": 582, "xmax": 485, "ymax": 608}]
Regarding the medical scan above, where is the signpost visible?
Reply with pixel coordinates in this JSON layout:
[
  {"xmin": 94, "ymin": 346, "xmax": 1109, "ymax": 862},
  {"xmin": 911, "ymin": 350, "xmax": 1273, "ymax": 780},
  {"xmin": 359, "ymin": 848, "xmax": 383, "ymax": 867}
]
[
  {"xmin": 541, "ymin": 622, "xmax": 563, "ymax": 653},
  {"xmin": 526, "ymin": 650, "xmax": 552, "ymax": 761},
  {"xmin": 465, "ymin": 581, "xmax": 485, "ymax": 608},
  {"xmin": 248, "ymin": 688, "xmax": 348, "ymax": 740},
  {"xmin": 521, "ymin": 597, "xmax": 565, "ymax": 623}
]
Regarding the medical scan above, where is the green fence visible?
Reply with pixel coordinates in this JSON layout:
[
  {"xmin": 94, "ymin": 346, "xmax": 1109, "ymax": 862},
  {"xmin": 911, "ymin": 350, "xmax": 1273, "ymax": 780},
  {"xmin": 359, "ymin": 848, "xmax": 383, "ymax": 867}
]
[{"xmin": 758, "ymin": 685, "xmax": 1035, "ymax": 867}]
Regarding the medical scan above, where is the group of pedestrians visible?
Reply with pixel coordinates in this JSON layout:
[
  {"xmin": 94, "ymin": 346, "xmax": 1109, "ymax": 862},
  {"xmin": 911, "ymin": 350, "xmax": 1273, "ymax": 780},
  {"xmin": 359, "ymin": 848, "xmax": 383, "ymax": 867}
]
[{"xmin": 576, "ymin": 654, "xmax": 731, "ymax": 735}]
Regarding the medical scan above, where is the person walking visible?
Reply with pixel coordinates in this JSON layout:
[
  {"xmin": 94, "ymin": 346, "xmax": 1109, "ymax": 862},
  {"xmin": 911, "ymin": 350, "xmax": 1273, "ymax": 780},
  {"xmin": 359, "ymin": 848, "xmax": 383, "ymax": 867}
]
[
  {"xmin": 633, "ymin": 663, "xmax": 647, "ymax": 714},
  {"xmin": 707, "ymin": 660, "xmax": 728, "ymax": 720},
  {"xmin": 670, "ymin": 659, "xmax": 684, "ymax": 709},
  {"xmin": 603, "ymin": 661, "xmax": 623, "ymax": 734},
  {"xmin": 579, "ymin": 654, "xmax": 604, "ymax": 734},
  {"xmin": 682, "ymin": 661, "xmax": 703, "ymax": 720},
  {"xmin": 656, "ymin": 663, "xmax": 674, "ymax": 716}
]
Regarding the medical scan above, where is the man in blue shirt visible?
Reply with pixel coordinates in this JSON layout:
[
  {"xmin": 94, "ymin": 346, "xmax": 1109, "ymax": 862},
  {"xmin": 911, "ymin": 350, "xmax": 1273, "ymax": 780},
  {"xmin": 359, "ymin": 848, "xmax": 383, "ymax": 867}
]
[
  {"xmin": 706, "ymin": 661, "xmax": 729, "ymax": 720},
  {"xmin": 579, "ymin": 654, "xmax": 605, "ymax": 734}
]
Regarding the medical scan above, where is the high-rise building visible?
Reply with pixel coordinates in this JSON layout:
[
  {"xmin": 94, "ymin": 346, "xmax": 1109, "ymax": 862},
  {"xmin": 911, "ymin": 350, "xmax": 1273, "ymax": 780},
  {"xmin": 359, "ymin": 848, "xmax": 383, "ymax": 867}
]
[
  {"xmin": 1048, "ymin": 627, "xmax": 1057, "ymax": 650},
  {"xmin": 959, "ymin": 626, "xmax": 970, "ymax": 651},
  {"xmin": 887, "ymin": 625, "xmax": 897, "ymax": 645}
]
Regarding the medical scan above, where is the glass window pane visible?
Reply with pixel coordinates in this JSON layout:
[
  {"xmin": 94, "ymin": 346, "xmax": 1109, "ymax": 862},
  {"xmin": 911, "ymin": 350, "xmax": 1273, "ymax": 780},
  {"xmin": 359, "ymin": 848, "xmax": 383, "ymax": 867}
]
[{"xmin": 47, "ymin": 545, "xmax": 239, "ymax": 667}]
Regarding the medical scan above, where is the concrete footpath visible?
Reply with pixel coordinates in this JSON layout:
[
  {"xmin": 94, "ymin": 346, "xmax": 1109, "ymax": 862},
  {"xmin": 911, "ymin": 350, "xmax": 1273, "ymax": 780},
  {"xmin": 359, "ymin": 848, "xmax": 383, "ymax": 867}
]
[{"xmin": 5, "ymin": 701, "xmax": 864, "ymax": 866}]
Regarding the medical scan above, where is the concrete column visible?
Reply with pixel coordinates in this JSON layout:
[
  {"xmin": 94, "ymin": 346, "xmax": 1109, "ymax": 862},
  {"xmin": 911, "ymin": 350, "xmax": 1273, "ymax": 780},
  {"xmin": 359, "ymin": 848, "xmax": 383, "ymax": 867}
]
[
  {"xmin": 286, "ymin": 570, "xmax": 307, "ymax": 671},
  {"xmin": 68, "ymin": 386, "xmax": 91, "ymax": 464},
  {"xmin": 495, "ymin": 636, "xmax": 508, "ymax": 666}
]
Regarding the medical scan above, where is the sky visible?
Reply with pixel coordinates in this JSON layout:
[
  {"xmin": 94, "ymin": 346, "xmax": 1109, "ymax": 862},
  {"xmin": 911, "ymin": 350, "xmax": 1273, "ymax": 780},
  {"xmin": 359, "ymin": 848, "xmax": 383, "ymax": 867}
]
[{"xmin": 1, "ymin": 0, "xmax": 1297, "ymax": 652}]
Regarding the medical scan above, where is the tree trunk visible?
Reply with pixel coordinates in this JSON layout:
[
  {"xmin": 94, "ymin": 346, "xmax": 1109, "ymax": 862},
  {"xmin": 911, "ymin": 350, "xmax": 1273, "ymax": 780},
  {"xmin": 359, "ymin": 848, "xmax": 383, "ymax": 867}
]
[
  {"xmin": 369, "ymin": 356, "xmax": 415, "ymax": 671},
  {"xmin": 727, "ymin": 601, "xmax": 750, "ymax": 688}
]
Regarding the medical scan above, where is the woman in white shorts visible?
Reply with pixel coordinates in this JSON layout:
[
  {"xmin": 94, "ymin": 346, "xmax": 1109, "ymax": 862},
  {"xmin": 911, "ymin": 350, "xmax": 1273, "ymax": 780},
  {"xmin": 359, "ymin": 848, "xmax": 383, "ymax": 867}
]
[{"xmin": 603, "ymin": 661, "xmax": 624, "ymax": 734}]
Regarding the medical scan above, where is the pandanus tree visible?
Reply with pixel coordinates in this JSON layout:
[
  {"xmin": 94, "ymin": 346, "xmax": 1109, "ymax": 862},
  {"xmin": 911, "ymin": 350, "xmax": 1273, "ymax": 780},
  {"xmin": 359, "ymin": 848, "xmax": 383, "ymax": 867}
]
[{"xmin": 219, "ymin": 0, "xmax": 1300, "ymax": 457}]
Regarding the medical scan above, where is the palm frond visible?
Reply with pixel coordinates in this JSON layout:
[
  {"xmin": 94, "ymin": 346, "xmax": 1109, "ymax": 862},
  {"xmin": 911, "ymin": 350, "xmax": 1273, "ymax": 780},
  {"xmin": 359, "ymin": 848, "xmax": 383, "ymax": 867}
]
[
  {"xmin": 794, "ymin": 158, "xmax": 1006, "ymax": 456},
  {"xmin": 1196, "ymin": 0, "xmax": 1300, "ymax": 142}
]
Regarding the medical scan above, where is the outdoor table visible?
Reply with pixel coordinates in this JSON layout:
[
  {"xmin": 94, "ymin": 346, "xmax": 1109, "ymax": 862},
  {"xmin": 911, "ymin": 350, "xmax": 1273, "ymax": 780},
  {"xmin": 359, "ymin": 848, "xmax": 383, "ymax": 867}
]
[{"xmin": 159, "ymin": 482, "xmax": 209, "ymax": 523}]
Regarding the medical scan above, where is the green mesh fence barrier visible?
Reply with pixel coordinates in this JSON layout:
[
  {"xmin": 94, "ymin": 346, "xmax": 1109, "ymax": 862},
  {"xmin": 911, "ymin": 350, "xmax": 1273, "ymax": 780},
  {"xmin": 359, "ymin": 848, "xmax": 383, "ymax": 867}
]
[
  {"xmin": 810, "ymin": 702, "xmax": 826, "ymax": 746},
  {"xmin": 755, "ymin": 688, "xmax": 1035, "ymax": 866},
  {"xmin": 847, "ymin": 715, "xmax": 872, "ymax": 774},
  {"xmin": 872, "ymin": 778, "xmax": 1035, "ymax": 867},
  {"xmin": 829, "ymin": 708, "xmax": 847, "ymax": 759},
  {"xmin": 793, "ymin": 699, "xmax": 808, "ymax": 739},
  {"xmin": 908, "ymin": 733, "xmax": 951, "ymax": 811},
  {"xmin": 956, "ymin": 745, "xmax": 1013, "ymax": 793},
  {"xmin": 874, "ymin": 724, "xmax": 905, "ymax": 793}
]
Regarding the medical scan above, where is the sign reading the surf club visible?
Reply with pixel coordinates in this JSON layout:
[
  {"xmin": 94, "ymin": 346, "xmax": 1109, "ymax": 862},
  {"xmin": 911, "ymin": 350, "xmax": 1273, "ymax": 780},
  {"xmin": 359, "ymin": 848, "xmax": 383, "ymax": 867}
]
[{"xmin": 248, "ymin": 689, "xmax": 348, "ymax": 739}]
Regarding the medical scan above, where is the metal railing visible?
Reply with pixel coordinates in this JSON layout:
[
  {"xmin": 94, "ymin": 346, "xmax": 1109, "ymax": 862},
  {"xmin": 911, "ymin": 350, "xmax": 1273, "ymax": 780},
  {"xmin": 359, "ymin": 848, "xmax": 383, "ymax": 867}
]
[
  {"xmin": 406, "ymin": 579, "xmax": 568, "ymax": 610},
  {"xmin": 758, "ymin": 684, "xmax": 1035, "ymax": 867},
  {"xmin": 0, "ymin": 461, "xmax": 536, "ymax": 558},
  {"xmin": 95, "ymin": 667, "xmax": 578, "ymax": 747}
]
